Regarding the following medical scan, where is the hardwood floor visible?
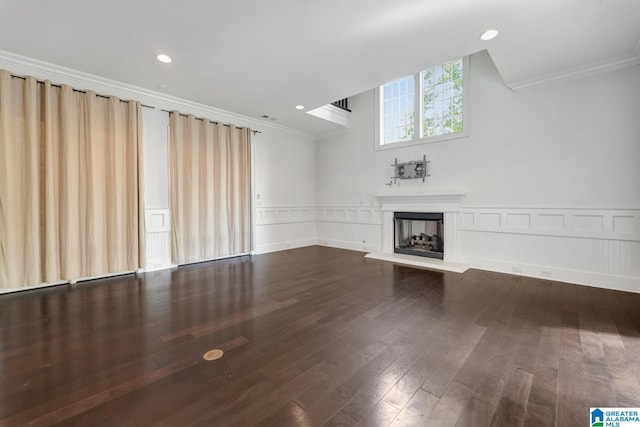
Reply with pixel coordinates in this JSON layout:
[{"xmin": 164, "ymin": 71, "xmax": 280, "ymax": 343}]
[{"xmin": 1, "ymin": 246, "xmax": 639, "ymax": 426}]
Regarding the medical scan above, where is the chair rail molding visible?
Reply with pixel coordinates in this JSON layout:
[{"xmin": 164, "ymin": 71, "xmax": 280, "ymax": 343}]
[
  {"xmin": 316, "ymin": 205, "xmax": 382, "ymax": 225},
  {"xmin": 255, "ymin": 205, "xmax": 316, "ymax": 225}
]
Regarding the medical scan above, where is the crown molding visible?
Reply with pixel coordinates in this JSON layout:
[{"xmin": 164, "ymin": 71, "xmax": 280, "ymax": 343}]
[
  {"xmin": 0, "ymin": 49, "xmax": 314, "ymax": 139},
  {"xmin": 508, "ymin": 41, "xmax": 640, "ymax": 92}
]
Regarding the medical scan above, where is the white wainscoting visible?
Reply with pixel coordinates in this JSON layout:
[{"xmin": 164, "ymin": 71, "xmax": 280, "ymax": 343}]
[
  {"xmin": 316, "ymin": 206, "xmax": 382, "ymax": 225},
  {"xmin": 145, "ymin": 204, "xmax": 640, "ymax": 293},
  {"xmin": 459, "ymin": 208, "xmax": 640, "ymax": 292},
  {"xmin": 255, "ymin": 206, "xmax": 316, "ymax": 225},
  {"xmin": 316, "ymin": 205, "xmax": 382, "ymax": 253},
  {"xmin": 144, "ymin": 206, "xmax": 318, "ymax": 261},
  {"xmin": 316, "ymin": 204, "xmax": 640, "ymax": 293},
  {"xmin": 255, "ymin": 206, "xmax": 317, "ymax": 254},
  {"xmin": 145, "ymin": 208, "xmax": 173, "ymax": 271}
]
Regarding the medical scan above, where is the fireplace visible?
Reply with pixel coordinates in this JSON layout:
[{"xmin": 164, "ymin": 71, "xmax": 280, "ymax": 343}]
[
  {"xmin": 365, "ymin": 192, "xmax": 467, "ymax": 272},
  {"xmin": 394, "ymin": 212, "xmax": 444, "ymax": 259}
]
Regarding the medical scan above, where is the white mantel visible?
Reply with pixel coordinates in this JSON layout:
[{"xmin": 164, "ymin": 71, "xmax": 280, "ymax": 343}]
[
  {"xmin": 374, "ymin": 191, "xmax": 467, "ymax": 206},
  {"xmin": 365, "ymin": 191, "xmax": 469, "ymax": 273}
]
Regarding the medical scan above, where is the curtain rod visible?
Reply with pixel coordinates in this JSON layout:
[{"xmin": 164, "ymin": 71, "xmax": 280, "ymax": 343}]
[
  {"xmin": 10, "ymin": 74, "xmax": 261, "ymax": 135},
  {"xmin": 158, "ymin": 108, "xmax": 262, "ymax": 135},
  {"xmin": 11, "ymin": 73, "xmax": 133, "ymax": 103}
]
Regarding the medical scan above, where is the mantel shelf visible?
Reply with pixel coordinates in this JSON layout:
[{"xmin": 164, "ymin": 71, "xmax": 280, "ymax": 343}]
[{"xmin": 374, "ymin": 191, "xmax": 466, "ymax": 204}]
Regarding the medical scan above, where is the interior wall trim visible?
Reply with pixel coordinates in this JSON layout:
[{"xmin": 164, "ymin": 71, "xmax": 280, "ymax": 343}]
[
  {"xmin": 316, "ymin": 204, "xmax": 640, "ymax": 293},
  {"xmin": 459, "ymin": 208, "xmax": 640, "ymax": 242},
  {"xmin": 144, "ymin": 209, "xmax": 173, "ymax": 272},
  {"xmin": 255, "ymin": 238, "xmax": 316, "ymax": 254},
  {"xmin": 316, "ymin": 205, "xmax": 382, "ymax": 225},
  {"xmin": 317, "ymin": 238, "xmax": 381, "ymax": 254},
  {"xmin": 0, "ymin": 49, "xmax": 313, "ymax": 138},
  {"xmin": 255, "ymin": 206, "xmax": 317, "ymax": 225},
  {"xmin": 466, "ymin": 256, "xmax": 640, "ymax": 294},
  {"xmin": 508, "ymin": 40, "xmax": 640, "ymax": 92}
]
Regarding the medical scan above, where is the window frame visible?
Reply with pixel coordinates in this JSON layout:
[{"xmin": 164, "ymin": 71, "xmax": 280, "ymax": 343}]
[{"xmin": 375, "ymin": 56, "xmax": 470, "ymax": 151}]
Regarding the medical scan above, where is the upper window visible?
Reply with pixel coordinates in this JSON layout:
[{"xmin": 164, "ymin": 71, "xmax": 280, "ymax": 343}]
[{"xmin": 377, "ymin": 56, "xmax": 468, "ymax": 149}]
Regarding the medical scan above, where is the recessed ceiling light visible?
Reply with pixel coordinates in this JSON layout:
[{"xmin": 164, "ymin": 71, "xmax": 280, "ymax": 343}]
[
  {"xmin": 156, "ymin": 54, "xmax": 172, "ymax": 63},
  {"xmin": 295, "ymin": 105, "xmax": 305, "ymax": 110},
  {"xmin": 480, "ymin": 29, "xmax": 499, "ymax": 41}
]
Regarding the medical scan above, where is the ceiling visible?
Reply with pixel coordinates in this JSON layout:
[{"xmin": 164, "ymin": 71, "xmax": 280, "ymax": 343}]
[{"xmin": 0, "ymin": 0, "xmax": 639, "ymax": 135}]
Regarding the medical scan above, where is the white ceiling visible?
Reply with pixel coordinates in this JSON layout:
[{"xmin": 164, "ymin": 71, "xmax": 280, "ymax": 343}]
[{"xmin": 0, "ymin": 0, "xmax": 639, "ymax": 134}]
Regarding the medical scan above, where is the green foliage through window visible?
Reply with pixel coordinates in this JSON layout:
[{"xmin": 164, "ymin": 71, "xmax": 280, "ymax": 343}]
[{"xmin": 422, "ymin": 58, "xmax": 464, "ymax": 138}]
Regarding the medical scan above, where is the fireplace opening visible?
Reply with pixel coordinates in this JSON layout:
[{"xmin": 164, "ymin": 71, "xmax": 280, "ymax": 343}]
[{"xmin": 394, "ymin": 212, "xmax": 444, "ymax": 259}]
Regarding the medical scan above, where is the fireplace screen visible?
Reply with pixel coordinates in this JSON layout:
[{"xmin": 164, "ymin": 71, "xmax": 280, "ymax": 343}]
[{"xmin": 394, "ymin": 212, "xmax": 444, "ymax": 259}]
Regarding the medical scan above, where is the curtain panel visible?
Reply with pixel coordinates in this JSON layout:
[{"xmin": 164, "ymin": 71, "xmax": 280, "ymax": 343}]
[
  {"xmin": 0, "ymin": 70, "xmax": 145, "ymax": 289},
  {"xmin": 169, "ymin": 113, "xmax": 252, "ymax": 264}
]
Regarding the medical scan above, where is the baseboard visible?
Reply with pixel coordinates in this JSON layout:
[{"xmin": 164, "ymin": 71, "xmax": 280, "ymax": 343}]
[
  {"xmin": 0, "ymin": 270, "xmax": 138, "ymax": 295},
  {"xmin": 255, "ymin": 238, "xmax": 316, "ymax": 254},
  {"xmin": 316, "ymin": 238, "xmax": 381, "ymax": 254},
  {"xmin": 466, "ymin": 257, "xmax": 640, "ymax": 294},
  {"xmin": 142, "ymin": 262, "xmax": 177, "ymax": 272},
  {"xmin": 0, "ymin": 280, "xmax": 68, "ymax": 295}
]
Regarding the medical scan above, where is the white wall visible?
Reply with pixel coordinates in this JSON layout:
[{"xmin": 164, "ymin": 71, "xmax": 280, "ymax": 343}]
[
  {"xmin": 142, "ymin": 108, "xmax": 170, "ymax": 210},
  {"xmin": 253, "ymin": 127, "xmax": 317, "ymax": 254},
  {"xmin": 317, "ymin": 51, "xmax": 640, "ymax": 207},
  {"xmin": 316, "ymin": 50, "xmax": 640, "ymax": 292}
]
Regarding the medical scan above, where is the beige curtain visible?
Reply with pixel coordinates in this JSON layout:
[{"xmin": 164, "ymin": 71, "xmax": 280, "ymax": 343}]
[
  {"xmin": 169, "ymin": 113, "xmax": 252, "ymax": 264},
  {"xmin": 0, "ymin": 70, "xmax": 145, "ymax": 289}
]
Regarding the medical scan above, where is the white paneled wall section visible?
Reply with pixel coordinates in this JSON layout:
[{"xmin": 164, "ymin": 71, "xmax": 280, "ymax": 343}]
[
  {"xmin": 458, "ymin": 208, "xmax": 640, "ymax": 292},
  {"xmin": 316, "ymin": 205, "xmax": 382, "ymax": 253},
  {"xmin": 254, "ymin": 206, "xmax": 317, "ymax": 254},
  {"xmin": 145, "ymin": 209, "xmax": 173, "ymax": 271}
]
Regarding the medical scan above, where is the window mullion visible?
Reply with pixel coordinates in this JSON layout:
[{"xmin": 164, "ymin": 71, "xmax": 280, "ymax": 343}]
[{"xmin": 415, "ymin": 72, "xmax": 422, "ymax": 141}]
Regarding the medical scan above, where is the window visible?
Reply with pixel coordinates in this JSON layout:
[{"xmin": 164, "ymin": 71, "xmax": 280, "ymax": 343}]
[
  {"xmin": 382, "ymin": 75, "xmax": 415, "ymax": 143},
  {"xmin": 377, "ymin": 56, "xmax": 468, "ymax": 149}
]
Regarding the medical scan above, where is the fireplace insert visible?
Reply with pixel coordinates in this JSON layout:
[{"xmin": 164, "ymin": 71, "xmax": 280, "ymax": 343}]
[{"xmin": 394, "ymin": 212, "xmax": 444, "ymax": 259}]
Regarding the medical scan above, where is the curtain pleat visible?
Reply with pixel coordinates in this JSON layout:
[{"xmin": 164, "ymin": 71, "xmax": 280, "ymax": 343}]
[
  {"xmin": 0, "ymin": 69, "xmax": 145, "ymax": 289},
  {"xmin": 169, "ymin": 113, "xmax": 252, "ymax": 264}
]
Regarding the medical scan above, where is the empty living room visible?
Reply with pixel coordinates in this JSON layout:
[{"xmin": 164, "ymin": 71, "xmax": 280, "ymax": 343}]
[{"xmin": 0, "ymin": 1, "xmax": 639, "ymax": 426}]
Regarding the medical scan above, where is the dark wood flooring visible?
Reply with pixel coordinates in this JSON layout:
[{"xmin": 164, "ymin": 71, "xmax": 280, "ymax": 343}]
[{"xmin": 1, "ymin": 246, "xmax": 640, "ymax": 426}]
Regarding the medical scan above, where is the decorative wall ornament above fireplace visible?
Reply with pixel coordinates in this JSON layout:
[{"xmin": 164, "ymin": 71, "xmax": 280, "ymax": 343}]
[{"xmin": 391, "ymin": 155, "xmax": 430, "ymax": 184}]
